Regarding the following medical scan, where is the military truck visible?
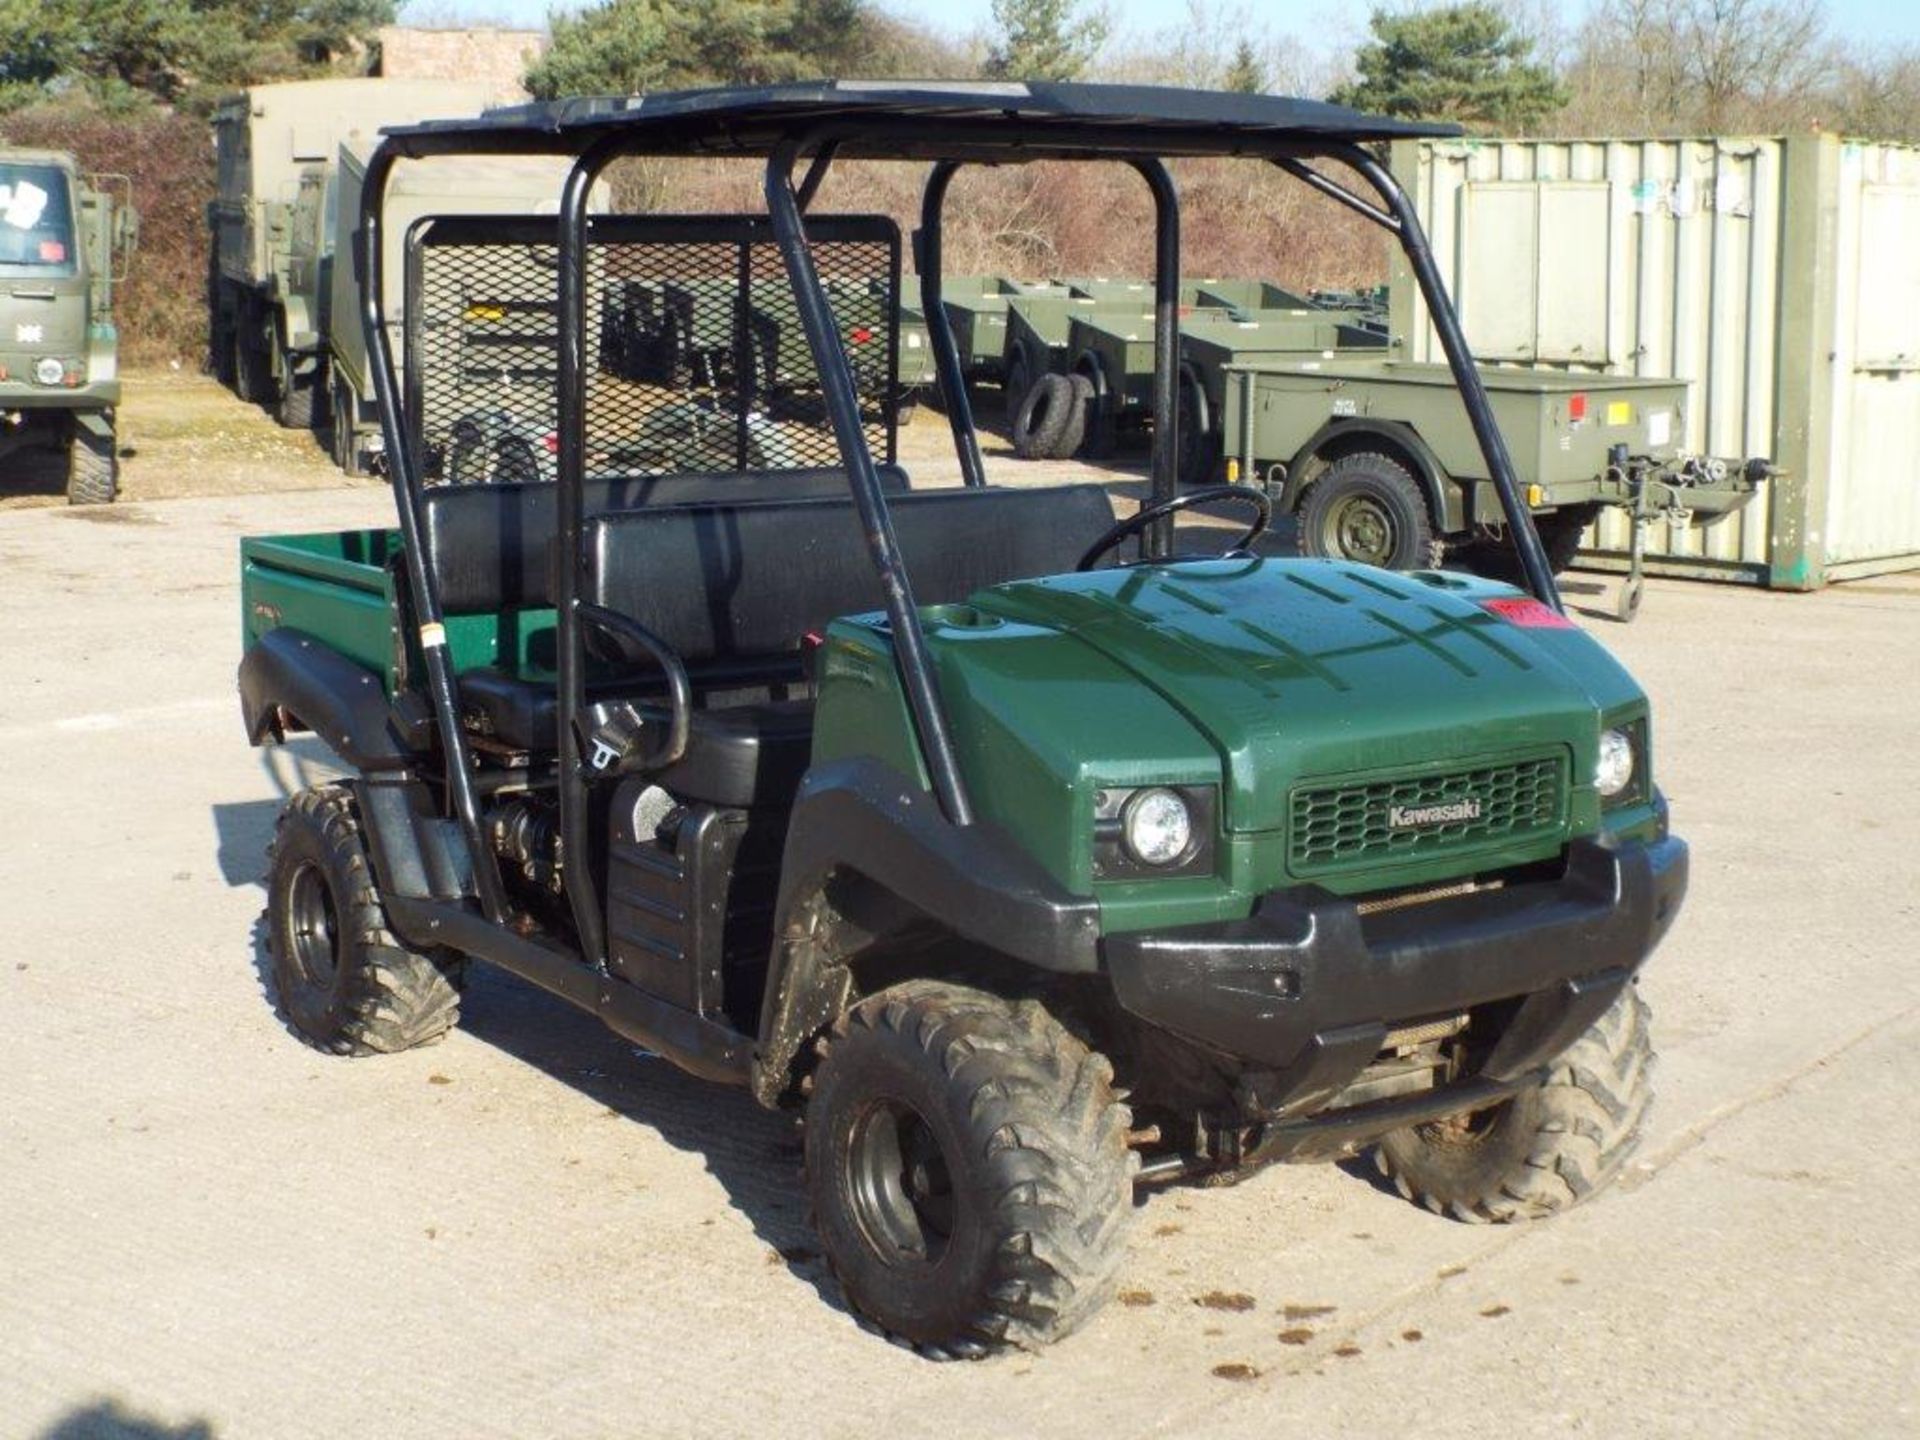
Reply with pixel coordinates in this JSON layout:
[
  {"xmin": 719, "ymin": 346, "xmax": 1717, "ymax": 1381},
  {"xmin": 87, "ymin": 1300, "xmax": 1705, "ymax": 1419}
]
[
  {"xmin": 1219, "ymin": 357, "xmax": 1767, "ymax": 616},
  {"xmin": 208, "ymin": 78, "xmax": 492, "ymax": 429},
  {"xmin": 328, "ymin": 139, "xmax": 593, "ymax": 476},
  {"xmin": 0, "ymin": 150, "xmax": 134, "ymax": 504},
  {"xmin": 237, "ymin": 84, "xmax": 1688, "ymax": 1357}
]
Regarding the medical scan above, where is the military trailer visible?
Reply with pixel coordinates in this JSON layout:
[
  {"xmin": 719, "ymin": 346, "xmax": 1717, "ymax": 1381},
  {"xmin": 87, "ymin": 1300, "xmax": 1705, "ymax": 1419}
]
[
  {"xmin": 236, "ymin": 83, "xmax": 1690, "ymax": 1358},
  {"xmin": 329, "ymin": 139, "xmax": 593, "ymax": 476},
  {"xmin": 209, "ymin": 78, "xmax": 492, "ymax": 429},
  {"xmin": 1222, "ymin": 357, "xmax": 1766, "ymax": 616},
  {"xmin": 0, "ymin": 150, "xmax": 134, "ymax": 504},
  {"xmin": 937, "ymin": 275, "xmax": 1070, "ymax": 387},
  {"xmin": 1072, "ymin": 305, "xmax": 1386, "ymax": 468},
  {"xmin": 1190, "ymin": 277, "xmax": 1316, "ymax": 313},
  {"xmin": 1175, "ymin": 308, "xmax": 1387, "ymax": 483}
]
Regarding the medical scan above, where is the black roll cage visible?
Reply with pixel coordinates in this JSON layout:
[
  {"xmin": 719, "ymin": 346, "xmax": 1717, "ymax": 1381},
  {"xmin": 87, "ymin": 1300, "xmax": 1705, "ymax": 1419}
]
[{"xmin": 353, "ymin": 88, "xmax": 1563, "ymax": 959}]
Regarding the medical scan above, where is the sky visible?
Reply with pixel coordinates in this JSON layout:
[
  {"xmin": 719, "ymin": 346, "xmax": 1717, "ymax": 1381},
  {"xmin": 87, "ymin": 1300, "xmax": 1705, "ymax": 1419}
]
[{"xmin": 398, "ymin": 0, "xmax": 1920, "ymax": 51}]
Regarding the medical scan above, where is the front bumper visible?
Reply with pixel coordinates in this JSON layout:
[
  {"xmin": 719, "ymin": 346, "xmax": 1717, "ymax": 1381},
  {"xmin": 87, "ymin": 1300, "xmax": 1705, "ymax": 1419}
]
[{"xmin": 1104, "ymin": 834, "xmax": 1687, "ymax": 1152}]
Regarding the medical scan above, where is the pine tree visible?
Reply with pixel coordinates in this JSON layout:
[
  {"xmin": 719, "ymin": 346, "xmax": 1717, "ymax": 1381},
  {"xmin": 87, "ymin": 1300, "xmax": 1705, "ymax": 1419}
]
[
  {"xmin": 1331, "ymin": 3, "xmax": 1566, "ymax": 130},
  {"xmin": 984, "ymin": 0, "xmax": 1109, "ymax": 83}
]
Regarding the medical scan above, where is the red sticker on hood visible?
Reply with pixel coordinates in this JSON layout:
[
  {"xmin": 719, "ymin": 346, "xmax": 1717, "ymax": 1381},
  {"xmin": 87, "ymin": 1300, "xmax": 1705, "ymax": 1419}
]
[{"xmin": 1480, "ymin": 597, "xmax": 1575, "ymax": 629}]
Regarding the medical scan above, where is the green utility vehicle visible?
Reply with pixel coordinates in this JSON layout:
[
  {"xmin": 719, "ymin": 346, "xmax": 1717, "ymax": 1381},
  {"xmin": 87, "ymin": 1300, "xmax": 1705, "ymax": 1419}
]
[
  {"xmin": 238, "ymin": 84, "xmax": 1685, "ymax": 1358},
  {"xmin": 1219, "ymin": 357, "xmax": 1767, "ymax": 617},
  {"xmin": 209, "ymin": 78, "xmax": 491, "ymax": 428},
  {"xmin": 0, "ymin": 150, "xmax": 134, "ymax": 504}
]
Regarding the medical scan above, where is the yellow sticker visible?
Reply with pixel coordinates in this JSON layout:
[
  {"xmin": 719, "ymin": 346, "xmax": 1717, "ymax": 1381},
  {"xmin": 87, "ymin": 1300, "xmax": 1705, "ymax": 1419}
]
[
  {"xmin": 1605, "ymin": 401, "xmax": 1633, "ymax": 426},
  {"xmin": 464, "ymin": 304, "xmax": 506, "ymax": 322},
  {"xmin": 419, "ymin": 622, "xmax": 447, "ymax": 649}
]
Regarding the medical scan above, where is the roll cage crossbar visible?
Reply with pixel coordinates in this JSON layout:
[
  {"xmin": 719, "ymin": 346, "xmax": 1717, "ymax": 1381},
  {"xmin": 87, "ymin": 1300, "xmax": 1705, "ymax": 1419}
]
[{"xmin": 353, "ymin": 85, "xmax": 1561, "ymax": 955}]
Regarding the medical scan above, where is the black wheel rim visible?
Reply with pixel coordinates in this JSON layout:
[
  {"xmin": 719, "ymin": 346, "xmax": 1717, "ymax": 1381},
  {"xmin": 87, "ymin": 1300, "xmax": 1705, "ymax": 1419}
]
[
  {"xmin": 847, "ymin": 1098, "xmax": 956, "ymax": 1267},
  {"xmin": 283, "ymin": 861, "xmax": 341, "ymax": 991},
  {"xmin": 1323, "ymin": 492, "xmax": 1398, "ymax": 566}
]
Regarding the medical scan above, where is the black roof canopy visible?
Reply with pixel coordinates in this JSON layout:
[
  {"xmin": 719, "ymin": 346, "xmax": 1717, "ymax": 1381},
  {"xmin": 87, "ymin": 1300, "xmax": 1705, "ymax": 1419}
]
[{"xmin": 377, "ymin": 80, "xmax": 1460, "ymax": 161}]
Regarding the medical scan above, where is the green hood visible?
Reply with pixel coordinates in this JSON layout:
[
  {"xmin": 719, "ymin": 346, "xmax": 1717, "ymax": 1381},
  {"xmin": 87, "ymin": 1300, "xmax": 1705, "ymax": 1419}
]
[{"xmin": 975, "ymin": 558, "xmax": 1643, "ymax": 835}]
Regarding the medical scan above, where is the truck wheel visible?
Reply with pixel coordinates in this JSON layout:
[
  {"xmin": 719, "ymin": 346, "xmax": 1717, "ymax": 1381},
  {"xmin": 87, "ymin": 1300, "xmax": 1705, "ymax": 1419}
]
[
  {"xmin": 1374, "ymin": 987, "xmax": 1653, "ymax": 1223},
  {"xmin": 267, "ymin": 786, "xmax": 465, "ymax": 1056},
  {"xmin": 1011, "ymin": 373, "xmax": 1076, "ymax": 460},
  {"xmin": 330, "ymin": 375, "xmax": 366, "ymax": 477},
  {"xmin": 66, "ymin": 419, "xmax": 118, "ymax": 506},
  {"xmin": 1297, "ymin": 452, "xmax": 1441, "ymax": 569},
  {"xmin": 805, "ymin": 980, "xmax": 1138, "ymax": 1357},
  {"xmin": 233, "ymin": 324, "xmax": 270, "ymax": 406},
  {"xmin": 277, "ymin": 376, "xmax": 317, "ymax": 431}
]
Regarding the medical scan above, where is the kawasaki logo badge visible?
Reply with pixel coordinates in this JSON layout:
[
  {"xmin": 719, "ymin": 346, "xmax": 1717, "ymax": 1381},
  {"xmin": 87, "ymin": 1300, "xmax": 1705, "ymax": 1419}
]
[{"xmin": 1389, "ymin": 798, "xmax": 1482, "ymax": 828}]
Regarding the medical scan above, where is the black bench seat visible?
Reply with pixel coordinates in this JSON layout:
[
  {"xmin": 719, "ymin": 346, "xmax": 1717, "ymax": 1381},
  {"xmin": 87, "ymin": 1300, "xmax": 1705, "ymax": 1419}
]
[{"xmin": 453, "ymin": 483, "xmax": 1119, "ymax": 807}]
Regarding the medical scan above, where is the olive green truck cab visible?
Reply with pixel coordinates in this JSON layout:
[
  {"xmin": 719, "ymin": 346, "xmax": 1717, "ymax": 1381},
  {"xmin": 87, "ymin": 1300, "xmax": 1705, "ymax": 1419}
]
[
  {"xmin": 0, "ymin": 150, "xmax": 134, "ymax": 503},
  {"xmin": 236, "ymin": 84, "xmax": 1687, "ymax": 1358},
  {"xmin": 208, "ymin": 78, "xmax": 491, "ymax": 431}
]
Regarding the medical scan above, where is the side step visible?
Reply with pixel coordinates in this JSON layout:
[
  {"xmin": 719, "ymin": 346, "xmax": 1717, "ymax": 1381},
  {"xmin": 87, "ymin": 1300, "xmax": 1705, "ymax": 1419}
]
[{"xmin": 385, "ymin": 895, "xmax": 755, "ymax": 1086}]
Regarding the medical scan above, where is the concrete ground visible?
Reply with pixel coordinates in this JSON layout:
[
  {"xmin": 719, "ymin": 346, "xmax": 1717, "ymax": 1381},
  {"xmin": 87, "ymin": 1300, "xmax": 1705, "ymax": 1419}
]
[{"xmin": 3, "ymin": 436, "xmax": 1917, "ymax": 1437}]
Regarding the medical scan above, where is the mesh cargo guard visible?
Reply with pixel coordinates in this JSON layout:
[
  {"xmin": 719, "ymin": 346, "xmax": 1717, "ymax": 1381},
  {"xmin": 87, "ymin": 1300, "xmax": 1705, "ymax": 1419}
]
[{"xmin": 403, "ymin": 213, "xmax": 901, "ymax": 487}]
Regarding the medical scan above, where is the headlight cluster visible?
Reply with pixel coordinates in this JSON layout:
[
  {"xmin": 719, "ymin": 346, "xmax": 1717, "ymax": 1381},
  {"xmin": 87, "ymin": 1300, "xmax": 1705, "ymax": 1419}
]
[
  {"xmin": 1092, "ymin": 785, "xmax": 1214, "ymax": 879},
  {"xmin": 1122, "ymin": 788, "xmax": 1192, "ymax": 867},
  {"xmin": 1597, "ymin": 723, "xmax": 1647, "ymax": 806}
]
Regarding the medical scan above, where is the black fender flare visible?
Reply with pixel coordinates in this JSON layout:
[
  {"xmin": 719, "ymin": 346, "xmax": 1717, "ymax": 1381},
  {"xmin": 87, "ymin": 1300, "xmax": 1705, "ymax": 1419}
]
[
  {"xmin": 237, "ymin": 627, "xmax": 414, "ymax": 772},
  {"xmin": 238, "ymin": 629, "xmax": 471, "ymax": 902},
  {"xmin": 1281, "ymin": 419, "xmax": 1464, "ymax": 533},
  {"xmin": 750, "ymin": 758, "xmax": 1102, "ymax": 1106}
]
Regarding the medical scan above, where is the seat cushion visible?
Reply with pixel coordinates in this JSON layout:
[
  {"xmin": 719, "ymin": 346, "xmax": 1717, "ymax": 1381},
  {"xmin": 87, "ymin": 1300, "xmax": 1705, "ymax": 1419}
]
[{"xmin": 458, "ymin": 668, "xmax": 814, "ymax": 808}]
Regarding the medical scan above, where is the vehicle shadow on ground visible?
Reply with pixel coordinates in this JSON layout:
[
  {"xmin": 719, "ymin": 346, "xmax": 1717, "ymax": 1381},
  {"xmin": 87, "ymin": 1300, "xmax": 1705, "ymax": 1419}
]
[
  {"xmin": 210, "ymin": 738, "xmax": 344, "ymax": 887},
  {"xmin": 451, "ymin": 965, "xmax": 856, "ymax": 1318},
  {"xmin": 34, "ymin": 1398, "xmax": 215, "ymax": 1439}
]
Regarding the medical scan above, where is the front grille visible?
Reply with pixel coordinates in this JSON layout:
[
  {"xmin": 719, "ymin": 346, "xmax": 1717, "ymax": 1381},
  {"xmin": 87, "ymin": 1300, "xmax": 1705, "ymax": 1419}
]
[{"xmin": 1289, "ymin": 755, "xmax": 1565, "ymax": 874}]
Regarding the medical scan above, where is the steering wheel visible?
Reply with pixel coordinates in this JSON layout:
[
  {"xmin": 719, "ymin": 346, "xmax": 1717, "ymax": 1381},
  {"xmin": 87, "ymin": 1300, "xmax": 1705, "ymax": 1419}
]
[{"xmin": 1076, "ymin": 485, "xmax": 1273, "ymax": 572}]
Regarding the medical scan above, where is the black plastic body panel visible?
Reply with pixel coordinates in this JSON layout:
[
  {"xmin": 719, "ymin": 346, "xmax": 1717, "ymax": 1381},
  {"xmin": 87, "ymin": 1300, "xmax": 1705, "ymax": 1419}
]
[
  {"xmin": 606, "ymin": 782, "xmax": 784, "ymax": 1022},
  {"xmin": 1104, "ymin": 834, "xmax": 1687, "ymax": 1089},
  {"xmin": 237, "ymin": 627, "xmax": 413, "ymax": 771}
]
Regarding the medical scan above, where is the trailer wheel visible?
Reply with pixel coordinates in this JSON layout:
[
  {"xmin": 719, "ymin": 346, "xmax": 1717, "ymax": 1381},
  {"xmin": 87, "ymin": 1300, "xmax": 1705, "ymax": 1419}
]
[
  {"xmin": 1375, "ymin": 987, "xmax": 1653, "ymax": 1223},
  {"xmin": 1057, "ymin": 373, "xmax": 1094, "ymax": 459},
  {"xmin": 1297, "ymin": 451, "xmax": 1440, "ymax": 569},
  {"xmin": 1175, "ymin": 368, "xmax": 1219, "ymax": 488},
  {"xmin": 66, "ymin": 416, "xmax": 118, "ymax": 506},
  {"xmin": 1002, "ymin": 346, "xmax": 1033, "ymax": 427},
  {"xmin": 267, "ymin": 785, "xmax": 466, "ymax": 1056},
  {"xmin": 1074, "ymin": 354, "xmax": 1118, "ymax": 460},
  {"xmin": 1011, "ymin": 373, "xmax": 1077, "ymax": 460},
  {"xmin": 805, "ymin": 981, "xmax": 1137, "ymax": 1357},
  {"xmin": 1460, "ymin": 506, "xmax": 1596, "ymax": 581}
]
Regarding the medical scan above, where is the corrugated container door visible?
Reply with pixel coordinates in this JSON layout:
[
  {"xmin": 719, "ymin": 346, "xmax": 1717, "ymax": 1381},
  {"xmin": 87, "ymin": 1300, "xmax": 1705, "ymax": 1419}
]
[{"xmin": 1825, "ymin": 155, "xmax": 1920, "ymax": 572}]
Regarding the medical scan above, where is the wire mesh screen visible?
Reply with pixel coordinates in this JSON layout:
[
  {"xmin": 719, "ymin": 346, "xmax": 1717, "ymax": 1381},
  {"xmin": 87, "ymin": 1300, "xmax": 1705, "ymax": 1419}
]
[{"xmin": 404, "ymin": 214, "xmax": 900, "ymax": 486}]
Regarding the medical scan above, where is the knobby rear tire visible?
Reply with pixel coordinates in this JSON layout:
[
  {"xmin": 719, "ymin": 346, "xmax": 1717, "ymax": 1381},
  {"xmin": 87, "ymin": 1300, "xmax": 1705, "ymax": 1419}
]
[{"xmin": 266, "ymin": 785, "xmax": 465, "ymax": 1057}]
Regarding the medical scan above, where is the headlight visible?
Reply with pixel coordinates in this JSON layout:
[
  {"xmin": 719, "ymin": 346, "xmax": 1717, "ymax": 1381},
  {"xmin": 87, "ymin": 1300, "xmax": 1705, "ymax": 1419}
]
[
  {"xmin": 1122, "ymin": 787, "xmax": 1192, "ymax": 867},
  {"xmin": 1596, "ymin": 728, "xmax": 1635, "ymax": 798},
  {"xmin": 33, "ymin": 357, "xmax": 65, "ymax": 386}
]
